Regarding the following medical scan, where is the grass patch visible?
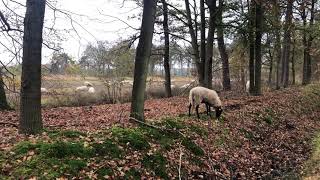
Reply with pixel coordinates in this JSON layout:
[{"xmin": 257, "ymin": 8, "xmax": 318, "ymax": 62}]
[
  {"xmin": 189, "ymin": 124, "xmax": 208, "ymax": 136},
  {"xmin": 239, "ymin": 128, "xmax": 254, "ymax": 140},
  {"xmin": 303, "ymin": 132, "xmax": 320, "ymax": 178},
  {"xmin": 91, "ymin": 139, "xmax": 122, "ymax": 158},
  {"xmin": 124, "ymin": 168, "xmax": 141, "ymax": 179},
  {"xmin": 97, "ymin": 167, "xmax": 113, "ymax": 179},
  {"xmin": 161, "ymin": 117, "xmax": 185, "ymax": 129},
  {"xmin": 141, "ymin": 152, "xmax": 168, "ymax": 179},
  {"xmin": 111, "ymin": 127, "xmax": 150, "ymax": 150},
  {"xmin": 182, "ymin": 138, "xmax": 204, "ymax": 156},
  {"xmin": 302, "ymin": 84, "xmax": 320, "ymax": 112}
]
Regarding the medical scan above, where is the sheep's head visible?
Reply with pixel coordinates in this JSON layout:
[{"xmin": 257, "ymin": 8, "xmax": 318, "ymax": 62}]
[{"xmin": 215, "ymin": 106, "xmax": 223, "ymax": 118}]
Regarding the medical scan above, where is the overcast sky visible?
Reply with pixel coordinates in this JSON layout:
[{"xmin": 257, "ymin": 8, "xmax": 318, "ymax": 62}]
[{"xmin": 1, "ymin": 0, "xmax": 143, "ymax": 64}]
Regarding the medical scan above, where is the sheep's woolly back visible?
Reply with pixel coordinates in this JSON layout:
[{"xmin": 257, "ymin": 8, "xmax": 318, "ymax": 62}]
[
  {"xmin": 88, "ymin": 87, "xmax": 95, "ymax": 93},
  {"xmin": 84, "ymin": 81, "xmax": 93, "ymax": 87},
  {"xmin": 189, "ymin": 86, "xmax": 222, "ymax": 107},
  {"xmin": 76, "ymin": 86, "xmax": 88, "ymax": 91}
]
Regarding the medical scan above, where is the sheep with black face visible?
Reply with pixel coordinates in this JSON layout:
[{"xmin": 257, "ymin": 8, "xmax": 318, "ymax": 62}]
[{"xmin": 188, "ymin": 86, "xmax": 223, "ymax": 119}]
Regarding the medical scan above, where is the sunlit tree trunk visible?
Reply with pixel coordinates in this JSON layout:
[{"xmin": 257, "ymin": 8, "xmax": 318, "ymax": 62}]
[
  {"xmin": 130, "ymin": 0, "xmax": 157, "ymax": 121},
  {"xmin": 0, "ymin": 70, "xmax": 10, "ymax": 110},
  {"xmin": 19, "ymin": 0, "xmax": 46, "ymax": 134},
  {"xmin": 281, "ymin": 0, "xmax": 293, "ymax": 88},
  {"xmin": 184, "ymin": 0, "xmax": 201, "ymax": 84},
  {"xmin": 248, "ymin": 0, "xmax": 255, "ymax": 94},
  {"xmin": 217, "ymin": 0, "xmax": 231, "ymax": 90},
  {"xmin": 161, "ymin": 0, "xmax": 172, "ymax": 97},
  {"xmin": 205, "ymin": 0, "xmax": 216, "ymax": 89},
  {"xmin": 253, "ymin": 0, "xmax": 262, "ymax": 95},
  {"xmin": 200, "ymin": 0, "xmax": 206, "ymax": 87}
]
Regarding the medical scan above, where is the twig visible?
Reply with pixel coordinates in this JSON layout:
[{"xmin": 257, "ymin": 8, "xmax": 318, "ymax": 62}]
[
  {"xmin": 0, "ymin": 121, "xmax": 18, "ymax": 128},
  {"xmin": 178, "ymin": 143, "xmax": 183, "ymax": 180},
  {"xmin": 207, "ymin": 152, "xmax": 227, "ymax": 180}
]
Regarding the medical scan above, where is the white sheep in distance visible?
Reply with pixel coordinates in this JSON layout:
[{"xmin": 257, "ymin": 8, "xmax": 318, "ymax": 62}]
[
  {"xmin": 41, "ymin": 88, "xmax": 48, "ymax": 93},
  {"xmin": 84, "ymin": 81, "xmax": 93, "ymax": 87},
  {"xmin": 170, "ymin": 84, "xmax": 176, "ymax": 89},
  {"xmin": 180, "ymin": 83, "xmax": 190, "ymax": 89},
  {"xmin": 121, "ymin": 80, "xmax": 133, "ymax": 86},
  {"xmin": 76, "ymin": 81, "xmax": 95, "ymax": 93},
  {"xmin": 188, "ymin": 86, "xmax": 223, "ymax": 119},
  {"xmin": 88, "ymin": 87, "xmax": 95, "ymax": 93}
]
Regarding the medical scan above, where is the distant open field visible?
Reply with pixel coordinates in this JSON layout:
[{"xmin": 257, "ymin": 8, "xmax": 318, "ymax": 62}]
[{"xmin": 5, "ymin": 75, "xmax": 198, "ymax": 108}]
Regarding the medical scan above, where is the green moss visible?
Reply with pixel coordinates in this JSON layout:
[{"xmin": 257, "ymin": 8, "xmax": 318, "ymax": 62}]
[
  {"xmin": 239, "ymin": 128, "xmax": 254, "ymax": 140},
  {"xmin": 40, "ymin": 141, "xmax": 92, "ymax": 158},
  {"xmin": 189, "ymin": 124, "xmax": 208, "ymax": 136},
  {"xmin": 182, "ymin": 138, "xmax": 204, "ymax": 156},
  {"xmin": 97, "ymin": 167, "xmax": 113, "ymax": 179},
  {"xmin": 111, "ymin": 127, "xmax": 150, "ymax": 150},
  {"xmin": 139, "ymin": 127, "xmax": 176, "ymax": 150},
  {"xmin": 14, "ymin": 141, "xmax": 40, "ymax": 155},
  {"xmin": 91, "ymin": 139, "xmax": 122, "ymax": 158},
  {"xmin": 141, "ymin": 152, "xmax": 168, "ymax": 179},
  {"xmin": 124, "ymin": 168, "xmax": 141, "ymax": 179},
  {"xmin": 161, "ymin": 118, "xmax": 185, "ymax": 129},
  {"xmin": 65, "ymin": 159, "xmax": 87, "ymax": 174},
  {"xmin": 303, "ymin": 132, "xmax": 320, "ymax": 178}
]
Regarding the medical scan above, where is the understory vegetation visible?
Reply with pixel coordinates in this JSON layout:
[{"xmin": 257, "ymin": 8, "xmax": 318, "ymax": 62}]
[{"xmin": 0, "ymin": 85, "xmax": 319, "ymax": 179}]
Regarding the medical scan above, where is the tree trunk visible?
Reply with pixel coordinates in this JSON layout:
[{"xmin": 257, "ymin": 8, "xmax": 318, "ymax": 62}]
[
  {"xmin": 130, "ymin": 0, "xmax": 157, "ymax": 121},
  {"xmin": 205, "ymin": 0, "xmax": 216, "ymax": 89},
  {"xmin": 161, "ymin": 0, "xmax": 172, "ymax": 97},
  {"xmin": 291, "ymin": 33, "xmax": 296, "ymax": 85},
  {"xmin": 253, "ymin": 0, "xmax": 262, "ymax": 95},
  {"xmin": 281, "ymin": 0, "xmax": 293, "ymax": 88},
  {"xmin": 184, "ymin": 0, "xmax": 201, "ymax": 84},
  {"xmin": 248, "ymin": 0, "xmax": 255, "ymax": 94},
  {"xmin": 302, "ymin": 0, "xmax": 316, "ymax": 85},
  {"xmin": 217, "ymin": 0, "xmax": 231, "ymax": 90},
  {"xmin": 19, "ymin": 0, "xmax": 46, "ymax": 134},
  {"xmin": 273, "ymin": 0, "xmax": 281, "ymax": 89},
  {"xmin": 200, "ymin": 0, "xmax": 206, "ymax": 87},
  {"xmin": 0, "ymin": 70, "xmax": 10, "ymax": 110},
  {"xmin": 267, "ymin": 36, "xmax": 273, "ymax": 86}
]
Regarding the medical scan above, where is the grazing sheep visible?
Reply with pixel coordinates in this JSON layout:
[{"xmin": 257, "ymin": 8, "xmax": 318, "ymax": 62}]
[
  {"xmin": 188, "ymin": 86, "xmax": 223, "ymax": 119},
  {"xmin": 41, "ymin": 87, "xmax": 48, "ymax": 93},
  {"xmin": 121, "ymin": 80, "xmax": 133, "ymax": 86},
  {"xmin": 180, "ymin": 83, "xmax": 190, "ymax": 89},
  {"xmin": 88, "ymin": 87, "xmax": 95, "ymax": 93},
  {"xmin": 170, "ymin": 84, "xmax": 176, "ymax": 89},
  {"xmin": 84, "ymin": 81, "xmax": 93, "ymax": 87},
  {"xmin": 76, "ymin": 86, "xmax": 89, "ymax": 92}
]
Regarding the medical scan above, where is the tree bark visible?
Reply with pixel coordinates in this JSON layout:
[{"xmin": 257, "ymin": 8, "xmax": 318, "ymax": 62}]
[
  {"xmin": 205, "ymin": 0, "xmax": 216, "ymax": 89},
  {"xmin": 130, "ymin": 0, "xmax": 157, "ymax": 121},
  {"xmin": 302, "ymin": 0, "xmax": 316, "ymax": 85},
  {"xmin": 248, "ymin": 0, "xmax": 255, "ymax": 94},
  {"xmin": 19, "ymin": 0, "xmax": 46, "ymax": 134},
  {"xmin": 217, "ymin": 0, "xmax": 231, "ymax": 91},
  {"xmin": 161, "ymin": 0, "xmax": 172, "ymax": 97},
  {"xmin": 281, "ymin": 0, "xmax": 293, "ymax": 88},
  {"xmin": 184, "ymin": 0, "xmax": 201, "ymax": 84},
  {"xmin": 291, "ymin": 32, "xmax": 296, "ymax": 85},
  {"xmin": 200, "ymin": 0, "xmax": 206, "ymax": 87},
  {"xmin": 253, "ymin": 0, "xmax": 262, "ymax": 95},
  {"xmin": 272, "ymin": 0, "xmax": 281, "ymax": 89},
  {"xmin": 0, "ymin": 70, "xmax": 10, "ymax": 110}
]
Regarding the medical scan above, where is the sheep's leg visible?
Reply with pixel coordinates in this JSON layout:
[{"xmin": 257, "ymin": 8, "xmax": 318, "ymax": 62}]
[
  {"xmin": 196, "ymin": 105, "xmax": 200, "ymax": 119},
  {"xmin": 206, "ymin": 103, "xmax": 211, "ymax": 116},
  {"xmin": 188, "ymin": 103, "xmax": 192, "ymax": 116}
]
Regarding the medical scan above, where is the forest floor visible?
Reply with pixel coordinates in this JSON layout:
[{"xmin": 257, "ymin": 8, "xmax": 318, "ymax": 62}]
[{"xmin": 0, "ymin": 84, "xmax": 320, "ymax": 179}]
